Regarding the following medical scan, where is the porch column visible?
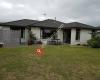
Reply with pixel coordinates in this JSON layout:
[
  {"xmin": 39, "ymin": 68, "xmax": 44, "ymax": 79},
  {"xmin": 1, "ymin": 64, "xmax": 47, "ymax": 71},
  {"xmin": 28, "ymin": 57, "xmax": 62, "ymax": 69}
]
[
  {"xmin": 40, "ymin": 29, "xmax": 43, "ymax": 39},
  {"xmin": 31, "ymin": 27, "xmax": 41, "ymax": 40},
  {"xmin": 25, "ymin": 28, "xmax": 28, "ymax": 44},
  {"xmin": 57, "ymin": 30, "xmax": 63, "ymax": 42},
  {"xmin": 71, "ymin": 28, "xmax": 76, "ymax": 45}
]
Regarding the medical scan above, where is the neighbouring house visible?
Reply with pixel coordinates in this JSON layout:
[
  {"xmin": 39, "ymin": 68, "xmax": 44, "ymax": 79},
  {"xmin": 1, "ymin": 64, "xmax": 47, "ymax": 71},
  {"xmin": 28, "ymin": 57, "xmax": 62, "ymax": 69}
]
[{"xmin": 0, "ymin": 19, "xmax": 99, "ymax": 46}]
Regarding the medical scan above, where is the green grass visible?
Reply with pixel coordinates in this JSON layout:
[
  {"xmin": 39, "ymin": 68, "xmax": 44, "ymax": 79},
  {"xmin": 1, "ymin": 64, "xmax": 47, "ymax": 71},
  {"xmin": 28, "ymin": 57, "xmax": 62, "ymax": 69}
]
[{"xmin": 0, "ymin": 45, "xmax": 100, "ymax": 80}]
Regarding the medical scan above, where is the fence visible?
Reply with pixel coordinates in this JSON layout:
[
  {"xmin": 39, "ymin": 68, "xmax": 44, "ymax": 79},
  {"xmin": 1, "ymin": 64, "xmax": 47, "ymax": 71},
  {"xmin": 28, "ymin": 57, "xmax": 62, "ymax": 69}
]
[{"xmin": 0, "ymin": 30, "xmax": 21, "ymax": 47}]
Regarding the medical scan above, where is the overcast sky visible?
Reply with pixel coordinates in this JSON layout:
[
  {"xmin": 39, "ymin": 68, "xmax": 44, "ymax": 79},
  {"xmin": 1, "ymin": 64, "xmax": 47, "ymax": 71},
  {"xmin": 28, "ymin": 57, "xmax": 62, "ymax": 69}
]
[{"xmin": 0, "ymin": 0, "xmax": 100, "ymax": 26}]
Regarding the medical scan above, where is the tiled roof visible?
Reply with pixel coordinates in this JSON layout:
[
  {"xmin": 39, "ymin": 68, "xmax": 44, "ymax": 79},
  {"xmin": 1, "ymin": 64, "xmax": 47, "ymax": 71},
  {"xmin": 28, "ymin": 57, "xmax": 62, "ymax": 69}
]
[
  {"xmin": 30, "ymin": 19, "xmax": 94, "ymax": 29},
  {"xmin": 0, "ymin": 19, "xmax": 39, "ymax": 27}
]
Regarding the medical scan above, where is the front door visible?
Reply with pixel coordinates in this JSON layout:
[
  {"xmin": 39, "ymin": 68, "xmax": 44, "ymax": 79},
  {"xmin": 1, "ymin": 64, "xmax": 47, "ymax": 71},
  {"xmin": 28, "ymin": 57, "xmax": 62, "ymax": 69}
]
[{"xmin": 63, "ymin": 29, "xmax": 71, "ymax": 44}]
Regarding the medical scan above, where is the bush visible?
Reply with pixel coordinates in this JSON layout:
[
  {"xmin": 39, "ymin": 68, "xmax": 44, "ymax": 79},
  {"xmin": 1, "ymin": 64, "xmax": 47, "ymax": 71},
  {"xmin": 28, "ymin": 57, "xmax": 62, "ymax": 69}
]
[
  {"xmin": 28, "ymin": 30, "xmax": 36, "ymax": 45},
  {"xmin": 87, "ymin": 37, "xmax": 100, "ymax": 48}
]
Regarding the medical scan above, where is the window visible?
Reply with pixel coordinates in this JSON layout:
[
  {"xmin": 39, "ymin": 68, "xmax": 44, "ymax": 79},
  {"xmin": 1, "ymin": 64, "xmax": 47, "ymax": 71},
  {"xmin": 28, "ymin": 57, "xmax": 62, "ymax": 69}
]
[
  {"xmin": 42, "ymin": 29, "xmax": 57, "ymax": 39},
  {"xmin": 21, "ymin": 29, "xmax": 25, "ymax": 38},
  {"xmin": 76, "ymin": 29, "xmax": 80, "ymax": 40}
]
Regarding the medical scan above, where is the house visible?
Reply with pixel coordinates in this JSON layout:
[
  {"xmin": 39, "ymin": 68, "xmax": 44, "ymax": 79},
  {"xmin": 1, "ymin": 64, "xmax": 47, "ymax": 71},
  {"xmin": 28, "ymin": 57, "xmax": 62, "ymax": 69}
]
[
  {"xmin": 30, "ymin": 19, "xmax": 95, "ymax": 45},
  {"xmin": 0, "ymin": 19, "xmax": 98, "ymax": 46}
]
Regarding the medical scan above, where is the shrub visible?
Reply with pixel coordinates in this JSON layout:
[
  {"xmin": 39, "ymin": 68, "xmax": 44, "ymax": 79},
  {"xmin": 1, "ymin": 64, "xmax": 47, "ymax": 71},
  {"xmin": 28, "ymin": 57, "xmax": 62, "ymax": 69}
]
[
  {"xmin": 28, "ymin": 30, "xmax": 36, "ymax": 45},
  {"xmin": 87, "ymin": 37, "xmax": 100, "ymax": 48}
]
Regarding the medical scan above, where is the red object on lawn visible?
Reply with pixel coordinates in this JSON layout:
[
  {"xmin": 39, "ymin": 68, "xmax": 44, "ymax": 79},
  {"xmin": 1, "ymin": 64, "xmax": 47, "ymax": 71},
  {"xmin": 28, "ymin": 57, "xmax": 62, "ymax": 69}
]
[{"xmin": 35, "ymin": 47, "xmax": 44, "ymax": 57}]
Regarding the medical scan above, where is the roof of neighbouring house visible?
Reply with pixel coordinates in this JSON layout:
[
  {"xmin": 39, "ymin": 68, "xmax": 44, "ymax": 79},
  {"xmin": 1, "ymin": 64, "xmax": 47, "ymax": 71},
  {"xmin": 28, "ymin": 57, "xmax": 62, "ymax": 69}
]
[
  {"xmin": 0, "ymin": 19, "xmax": 39, "ymax": 27},
  {"xmin": 30, "ymin": 19, "xmax": 95, "ymax": 29}
]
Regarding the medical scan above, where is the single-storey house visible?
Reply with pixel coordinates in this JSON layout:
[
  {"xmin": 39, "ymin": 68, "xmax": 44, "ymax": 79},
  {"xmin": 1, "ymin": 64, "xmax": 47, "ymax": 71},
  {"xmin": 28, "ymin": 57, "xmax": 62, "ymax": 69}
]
[
  {"xmin": 0, "ymin": 19, "xmax": 99, "ymax": 46},
  {"xmin": 30, "ymin": 19, "xmax": 96, "ymax": 45}
]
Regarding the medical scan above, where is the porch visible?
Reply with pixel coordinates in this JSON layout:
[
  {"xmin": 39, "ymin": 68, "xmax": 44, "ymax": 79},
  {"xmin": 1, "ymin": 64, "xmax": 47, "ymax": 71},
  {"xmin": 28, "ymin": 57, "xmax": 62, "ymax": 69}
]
[{"xmin": 39, "ymin": 28, "xmax": 81, "ymax": 45}]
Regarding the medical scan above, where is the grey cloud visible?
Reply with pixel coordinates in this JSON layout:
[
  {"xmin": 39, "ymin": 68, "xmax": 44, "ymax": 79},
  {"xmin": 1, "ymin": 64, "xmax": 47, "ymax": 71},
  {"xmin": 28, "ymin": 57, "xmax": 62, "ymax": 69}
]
[{"xmin": 0, "ymin": 0, "xmax": 100, "ymax": 26}]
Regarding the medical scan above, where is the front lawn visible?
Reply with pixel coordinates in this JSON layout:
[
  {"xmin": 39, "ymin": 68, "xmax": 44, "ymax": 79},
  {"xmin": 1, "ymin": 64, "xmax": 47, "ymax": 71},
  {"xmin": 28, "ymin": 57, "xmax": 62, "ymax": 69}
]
[{"xmin": 0, "ymin": 45, "xmax": 100, "ymax": 80}]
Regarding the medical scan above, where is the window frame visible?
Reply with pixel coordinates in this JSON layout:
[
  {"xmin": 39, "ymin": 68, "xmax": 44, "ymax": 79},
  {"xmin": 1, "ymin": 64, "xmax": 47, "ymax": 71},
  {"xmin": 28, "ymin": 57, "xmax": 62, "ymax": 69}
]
[{"xmin": 41, "ymin": 28, "xmax": 57, "ymax": 39}]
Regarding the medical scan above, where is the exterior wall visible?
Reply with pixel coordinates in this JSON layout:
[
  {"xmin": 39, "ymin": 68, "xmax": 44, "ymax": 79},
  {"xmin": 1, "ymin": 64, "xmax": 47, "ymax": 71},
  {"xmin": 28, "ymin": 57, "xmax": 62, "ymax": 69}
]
[
  {"xmin": 0, "ymin": 26, "xmax": 10, "ymax": 30},
  {"xmin": 71, "ymin": 28, "xmax": 92, "ymax": 45},
  {"xmin": 80, "ymin": 29, "xmax": 92, "ymax": 44},
  {"xmin": 71, "ymin": 28, "xmax": 76, "ymax": 45},
  {"xmin": 0, "ymin": 26, "xmax": 28, "ymax": 44},
  {"xmin": 0, "ymin": 28, "xmax": 21, "ymax": 47},
  {"xmin": 3, "ymin": 27, "xmax": 10, "ymax": 30},
  {"xmin": 0, "ymin": 26, "xmax": 93, "ymax": 45},
  {"xmin": 0, "ymin": 26, "xmax": 2, "ymax": 29},
  {"xmin": 31, "ymin": 27, "xmax": 40, "ymax": 40},
  {"xmin": 21, "ymin": 28, "xmax": 29, "ymax": 44},
  {"xmin": 57, "ymin": 30, "xmax": 63, "ymax": 42},
  {"xmin": 25, "ymin": 28, "xmax": 28, "ymax": 42}
]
